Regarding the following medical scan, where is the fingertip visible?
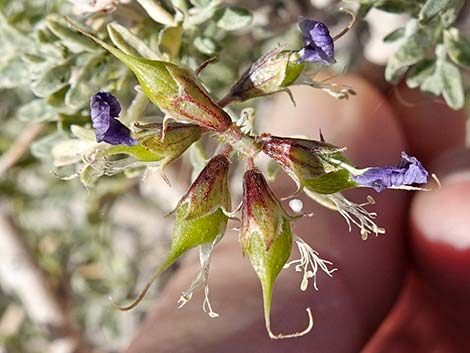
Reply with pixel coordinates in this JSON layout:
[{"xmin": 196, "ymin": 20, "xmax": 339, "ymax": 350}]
[{"xmin": 410, "ymin": 149, "xmax": 470, "ymax": 326}]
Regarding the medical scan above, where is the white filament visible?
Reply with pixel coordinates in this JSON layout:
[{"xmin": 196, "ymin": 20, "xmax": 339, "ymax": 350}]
[{"xmin": 284, "ymin": 236, "xmax": 337, "ymax": 291}]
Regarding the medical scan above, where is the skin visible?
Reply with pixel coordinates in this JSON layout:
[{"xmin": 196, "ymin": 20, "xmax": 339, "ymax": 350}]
[{"xmin": 123, "ymin": 75, "xmax": 469, "ymax": 353}]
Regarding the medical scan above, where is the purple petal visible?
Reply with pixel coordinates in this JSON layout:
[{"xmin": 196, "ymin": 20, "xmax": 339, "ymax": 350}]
[
  {"xmin": 298, "ymin": 18, "xmax": 335, "ymax": 65},
  {"xmin": 352, "ymin": 152, "xmax": 429, "ymax": 192},
  {"xmin": 90, "ymin": 91, "xmax": 137, "ymax": 146}
]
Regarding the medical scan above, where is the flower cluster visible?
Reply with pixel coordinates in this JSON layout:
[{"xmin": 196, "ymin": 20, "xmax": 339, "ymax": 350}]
[{"xmin": 60, "ymin": 16, "xmax": 431, "ymax": 339}]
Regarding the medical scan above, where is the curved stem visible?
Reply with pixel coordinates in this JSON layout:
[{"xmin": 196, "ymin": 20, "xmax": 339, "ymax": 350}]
[
  {"xmin": 109, "ymin": 257, "xmax": 174, "ymax": 311},
  {"xmin": 332, "ymin": 8, "xmax": 357, "ymax": 41}
]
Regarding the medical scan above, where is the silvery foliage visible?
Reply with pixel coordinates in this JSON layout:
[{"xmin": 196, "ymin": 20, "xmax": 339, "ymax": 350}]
[{"xmin": 360, "ymin": 0, "xmax": 469, "ymax": 110}]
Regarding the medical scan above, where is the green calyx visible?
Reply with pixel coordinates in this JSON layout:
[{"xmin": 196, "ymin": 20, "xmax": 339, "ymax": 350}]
[
  {"xmin": 302, "ymin": 152, "xmax": 358, "ymax": 194},
  {"xmin": 303, "ymin": 169, "xmax": 358, "ymax": 194},
  {"xmin": 164, "ymin": 66, "xmax": 232, "ymax": 132},
  {"xmin": 102, "ymin": 123, "xmax": 202, "ymax": 165},
  {"xmin": 77, "ymin": 123, "xmax": 202, "ymax": 187},
  {"xmin": 247, "ymin": 217, "xmax": 314, "ymax": 339},
  {"xmin": 111, "ymin": 203, "xmax": 228, "ymax": 312},
  {"xmin": 69, "ymin": 20, "xmax": 231, "ymax": 132},
  {"xmin": 261, "ymin": 136, "xmax": 359, "ymax": 194},
  {"xmin": 70, "ymin": 24, "xmax": 179, "ymax": 104},
  {"xmin": 170, "ymin": 205, "xmax": 228, "ymax": 258},
  {"xmin": 246, "ymin": 218, "xmax": 292, "ymax": 322},
  {"xmin": 110, "ymin": 154, "xmax": 230, "ymax": 311},
  {"xmin": 173, "ymin": 154, "xmax": 231, "ymax": 221},
  {"xmin": 282, "ymin": 54, "xmax": 304, "ymax": 87},
  {"xmin": 221, "ymin": 48, "xmax": 304, "ymax": 104},
  {"xmin": 133, "ymin": 123, "xmax": 203, "ymax": 168}
]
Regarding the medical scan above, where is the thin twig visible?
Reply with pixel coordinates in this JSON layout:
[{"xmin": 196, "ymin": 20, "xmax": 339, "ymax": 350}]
[
  {"xmin": 0, "ymin": 123, "xmax": 44, "ymax": 177},
  {"xmin": 0, "ymin": 206, "xmax": 93, "ymax": 353}
]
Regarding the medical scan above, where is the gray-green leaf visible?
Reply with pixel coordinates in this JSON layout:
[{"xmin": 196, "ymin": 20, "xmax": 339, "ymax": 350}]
[
  {"xmin": 375, "ymin": 0, "xmax": 420, "ymax": 14},
  {"xmin": 65, "ymin": 54, "xmax": 110, "ymax": 109},
  {"xmin": 31, "ymin": 132, "xmax": 66, "ymax": 160},
  {"xmin": 215, "ymin": 7, "xmax": 252, "ymax": 31},
  {"xmin": 17, "ymin": 99, "xmax": 58, "ymax": 122},
  {"xmin": 0, "ymin": 56, "xmax": 29, "ymax": 89},
  {"xmin": 137, "ymin": 0, "xmax": 175, "ymax": 26},
  {"xmin": 383, "ymin": 27, "xmax": 405, "ymax": 43},
  {"xmin": 158, "ymin": 25, "xmax": 183, "ymax": 58},
  {"xmin": 441, "ymin": 0, "xmax": 464, "ymax": 27},
  {"xmin": 31, "ymin": 62, "xmax": 72, "ymax": 98},
  {"xmin": 444, "ymin": 28, "xmax": 470, "ymax": 68},
  {"xmin": 419, "ymin": 0, "xmax": 450, "ymax": 23},
  {"xmin": 194, "ymin": 36, "xmax": 218, "ymax": 55},
  {"xmin": 406, "ymin": 59, "xmax": 436, "ymax": 88},
  {"xmin": 189, "ymin": 0, "xmax": 213, "ymax": 7},
  {"xmin": 385, "ymin": 20, "xmax": 436, "ymax": 82},
  {"xmin": 46, "ymin": 15, "xmax": 98, "ymax": 52},
  {"xmin": 439, "ymin": 61, "xmax": 464, "ymax": 110},
  {"xmin": 107, "ymin": 22, "xmax": 161, "ymax": 60}
]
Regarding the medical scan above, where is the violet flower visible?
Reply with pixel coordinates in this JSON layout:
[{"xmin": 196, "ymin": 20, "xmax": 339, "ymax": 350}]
[
  {"xmin": 352, "ymin": 152, "xmax": 429, "ymax": 192},
  {"xmin": 90, "ymin": 91, "xmax": 137, "ymax": 146},
  {"xmin": 298, "ymin": 18, "xmax": 336, "ymax": 65}
]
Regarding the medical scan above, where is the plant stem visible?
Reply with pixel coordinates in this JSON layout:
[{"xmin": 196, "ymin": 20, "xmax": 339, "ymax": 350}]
[{"xmin": 0, "ymin": 123, "xmax": 43, "ymax": 178}]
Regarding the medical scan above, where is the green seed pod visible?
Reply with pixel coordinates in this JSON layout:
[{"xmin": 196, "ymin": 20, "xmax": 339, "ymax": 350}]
[
  {"xmin": 240, "ymin": 169, "xmax": 292, "ymax": 253},
  {"xmin": 219, "ymin": 48, "xmax": 304, "ymax": 105},
  {"xmin": 112, "ymin": 155, "xmax": 230, "ymax": 311},
  {"xmin": 131, "ymin": 122, "xmax": 202, "ymax": 167},
  {"xmin": 70, "ymin": 21, "xmax": 232, "ymax": 132},
  {"xmin": 241, "ymin": 169, "xmax": 313, "ymax": 339},
  {"xmin": 261, "ymin": 135, "xmax": 358, "ymax": 194}
]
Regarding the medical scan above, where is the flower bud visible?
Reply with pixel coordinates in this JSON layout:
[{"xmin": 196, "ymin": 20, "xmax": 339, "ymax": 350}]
[
  {"xmin": 132, "ymin": 122, "xmax": 202, "ymax": 168},
  {"xmin": 172, "ymin": 154, "xmax": 231, "ymax": 221},
  {"xmin": 164, "ymin": 65, "xmax": 232, "ymax": 131},
  {"xmin": 112, "ymin": 155, "xmax": 230, "ymax": 312},
  {"xmin": 240, "ymin": 169, "xmax": 292, "ymax": 252},
  {"xmin": 261, "ymin": 135, "xmax": 357, "ymax": 194},
  {"xmin": 72, "ymin": 23, "xmax": 232, "ymax": 132},
  {"xmin": 220, "ymin": 48, "xmax": 304, "ymax": 105},
  {"xmin": 241, "ymin": 169, "xmax": 313, "ymax": 339}
]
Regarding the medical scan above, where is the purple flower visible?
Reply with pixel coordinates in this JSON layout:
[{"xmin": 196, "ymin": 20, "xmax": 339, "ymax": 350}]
[
  {"xmin": 298, "ymin": 18, "xmax": 335, "ymax": 65},
  {"xmin": 90, "ymin": 91, "xmax": 137, "ymax": 146},
  {"xmin": 352, "ymin": 152, "xmax": 429, "ymax": 192}
]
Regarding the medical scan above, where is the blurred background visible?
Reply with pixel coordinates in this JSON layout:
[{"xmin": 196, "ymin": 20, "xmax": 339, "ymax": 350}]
[{"xmin": 0, "ymin": 1, "xmax": 468, "ymax": 353}]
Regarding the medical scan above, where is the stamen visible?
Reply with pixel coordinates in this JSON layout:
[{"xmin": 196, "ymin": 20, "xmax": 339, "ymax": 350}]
[
  {"xmin": 432, "ymin": 173, "xmax": 441, "ymax": 190},
  {"xmin": 237, "ymin": 108, "xmax": 256, "ymax": 134},
  {"xmin": 202, "ymin": 285, "xmax": 219, "ymax": 318},
  {"xmin": 387, "ymin": 185, "xmax": 430, "ymax": 191},
  {"xmin": 284, "ymin": 236, "xmax": 337, "ymax": 291},
  {"xmin": 177, "ymin": 241, "xmax": 220, "ymax": 318},
  {"xmin": 326, "ymin": 193, "xmax": 386, "ymax": 240},
  {"xmin": 298, "ymin": 79, "xmax": 355, "ymax": 100}
]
